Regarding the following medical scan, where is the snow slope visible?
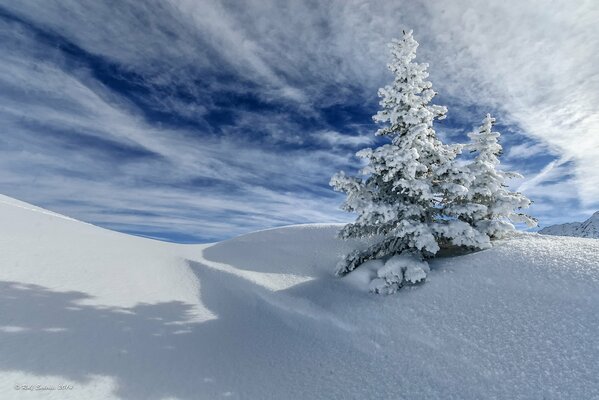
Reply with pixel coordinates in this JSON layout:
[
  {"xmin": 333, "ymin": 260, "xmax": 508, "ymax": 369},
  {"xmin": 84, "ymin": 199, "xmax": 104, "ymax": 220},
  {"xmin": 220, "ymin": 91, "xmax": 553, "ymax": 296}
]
[
  {"xmin": 1, "ymin": 194, "xmax": 598, "ymax": 399},
  {"xmin": 539, "ymin": 211, "xmax": 599, "ymax": 238}
]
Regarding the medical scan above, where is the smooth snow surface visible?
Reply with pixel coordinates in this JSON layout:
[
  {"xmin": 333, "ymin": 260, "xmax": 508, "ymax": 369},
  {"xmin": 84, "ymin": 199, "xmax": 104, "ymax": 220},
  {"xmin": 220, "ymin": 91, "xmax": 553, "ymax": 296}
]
[{"xmin": 1, "ymin": 194, "xmax": 598, "ymax": 399}]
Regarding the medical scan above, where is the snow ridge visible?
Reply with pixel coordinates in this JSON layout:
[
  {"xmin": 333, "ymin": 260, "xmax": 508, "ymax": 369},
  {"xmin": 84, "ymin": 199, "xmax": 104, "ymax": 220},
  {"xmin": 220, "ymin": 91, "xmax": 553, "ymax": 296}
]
[
  {"xmin": 1, "ymin": 195, "xmax": 599, "ymax": 399},
  {"xmin": 539, "ymin": 211, "xmax": 599, "ymax": 238}
]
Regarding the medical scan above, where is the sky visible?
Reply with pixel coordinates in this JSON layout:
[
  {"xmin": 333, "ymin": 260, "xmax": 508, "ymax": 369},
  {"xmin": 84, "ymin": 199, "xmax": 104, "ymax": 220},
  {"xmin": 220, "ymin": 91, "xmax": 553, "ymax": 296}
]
[{"xmin": 0, "ymin": 0, "xmax": 597, "ymax": 243}]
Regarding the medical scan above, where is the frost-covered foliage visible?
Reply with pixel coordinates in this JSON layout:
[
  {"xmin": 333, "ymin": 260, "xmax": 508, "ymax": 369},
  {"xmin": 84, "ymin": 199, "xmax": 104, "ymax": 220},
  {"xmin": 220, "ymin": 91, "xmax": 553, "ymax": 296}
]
[
  {"xmin": 331, "ymin": 32, "xmax": 536, "ymax": 293},
  {"xmin": 455, "ymin": 114, "xmax": 537, "ymax": 238},
  {"xmin": 369, "ymin": 253, "xmax": 429, "ymax": 294},
  {"xmin": 330, "ymin": 31, "xmax": 490, "ymax": 284}
]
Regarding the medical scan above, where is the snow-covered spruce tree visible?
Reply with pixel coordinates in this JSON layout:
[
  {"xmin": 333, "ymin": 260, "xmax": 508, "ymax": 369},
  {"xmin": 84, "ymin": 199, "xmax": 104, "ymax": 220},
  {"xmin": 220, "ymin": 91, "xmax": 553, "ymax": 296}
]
[
  {"xmin": 453, "ymin": 114, "xmax": 537, "ymax": 238},
  {"xmin": 330, "ymin": 31, "xmax": 490, "ymax": 294}
]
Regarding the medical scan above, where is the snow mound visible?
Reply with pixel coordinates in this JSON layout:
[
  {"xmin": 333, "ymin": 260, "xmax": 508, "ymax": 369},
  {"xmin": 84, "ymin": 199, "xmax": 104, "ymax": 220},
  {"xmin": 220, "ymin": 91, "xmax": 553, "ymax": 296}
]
[
  {"xmin": 1, "ymin": 195, "xmax": 599, "ymax": 399},
  {"xmin": 540, "ymin": 211, "xmax": 599, "ymax": 238},
  {"xmin": 0, "ymin": 194, "xmax": 209, "ymax": 320},
  {"xmin": 369, "ymin": 253, "xmax": 429, "ymax": 294}
]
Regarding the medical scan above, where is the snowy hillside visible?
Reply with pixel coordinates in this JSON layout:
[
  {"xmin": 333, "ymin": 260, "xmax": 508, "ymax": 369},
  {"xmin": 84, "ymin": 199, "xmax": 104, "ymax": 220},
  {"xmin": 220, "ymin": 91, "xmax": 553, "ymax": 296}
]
[
  {"xmin": 1, "ymin": 195, "xmax": 599, "ymax": 399},
  {"xmin": 539, "ymin": 211, "xmax": 599, "ymax": 238}
]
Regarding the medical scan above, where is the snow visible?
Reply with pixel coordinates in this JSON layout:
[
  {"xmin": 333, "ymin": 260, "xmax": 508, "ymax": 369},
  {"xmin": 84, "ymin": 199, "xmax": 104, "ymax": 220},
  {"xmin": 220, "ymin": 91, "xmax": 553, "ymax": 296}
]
[
  {"xmin": 0, "ymin": 194, "xmax": 210, "ymax": 320},
  {"xmin": 459, "ymin": 113, "xmax": 536, "ymax": 235},
  {"xmin": 540, "ymin": 211, "xmax": 599, "ymax": 238},
  {"xmin": 330, "ymin": 33, "xmax": 532, "ymax": 279},
  {"xmin": 1, "ymin": 194, "xmax": 599, "ymax": 399},
  {"xmin": 369, "ymin": 253, "xmax": 429, "ymax": 294}
]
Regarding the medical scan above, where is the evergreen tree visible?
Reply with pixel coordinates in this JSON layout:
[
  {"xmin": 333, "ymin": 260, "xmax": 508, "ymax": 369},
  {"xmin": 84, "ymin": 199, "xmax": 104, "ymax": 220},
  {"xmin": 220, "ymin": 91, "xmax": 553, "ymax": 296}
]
[
  {"xmin": 458, "ymin": 114, "xmax": 537, "ymax": 237},
  {"xmin": 330, "ymin": 31, "xmax": 489, "ymax": 289}
]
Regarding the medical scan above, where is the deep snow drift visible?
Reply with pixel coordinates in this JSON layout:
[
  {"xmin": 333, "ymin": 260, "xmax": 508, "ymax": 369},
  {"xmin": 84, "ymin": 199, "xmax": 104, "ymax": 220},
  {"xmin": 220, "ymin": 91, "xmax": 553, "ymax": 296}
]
[
  {"xmin": 540, "ymin": 211, "xmax": 599, "ymax": 238},
  {"xmin": 1, "ymin": 194, "xmax": 598, "ymax": 399}
]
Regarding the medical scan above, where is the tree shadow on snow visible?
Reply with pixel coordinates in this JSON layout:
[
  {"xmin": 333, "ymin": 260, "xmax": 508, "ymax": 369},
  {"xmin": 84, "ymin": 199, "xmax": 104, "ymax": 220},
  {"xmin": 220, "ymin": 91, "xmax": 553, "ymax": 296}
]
[{"xmin": 0, "ymin": 267, "xmax": 381, "ymax": 400}]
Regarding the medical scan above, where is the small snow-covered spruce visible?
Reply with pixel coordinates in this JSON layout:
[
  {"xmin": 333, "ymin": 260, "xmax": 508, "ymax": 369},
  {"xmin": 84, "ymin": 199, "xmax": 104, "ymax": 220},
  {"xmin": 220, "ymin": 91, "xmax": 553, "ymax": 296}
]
[
  {"xmin": 330, "ymin": 30, "xmax": 490, "ymax": 293},
  {"xmin": 449, "ymin": 114, "xmax": 537, "ymax": 238}
]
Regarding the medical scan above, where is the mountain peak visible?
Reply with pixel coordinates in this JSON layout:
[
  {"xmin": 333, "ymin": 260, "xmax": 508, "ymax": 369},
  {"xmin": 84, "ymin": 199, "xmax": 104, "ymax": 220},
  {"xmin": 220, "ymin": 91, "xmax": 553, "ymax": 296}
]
[{"xmin": 539, "ymin": 211, "xmax": 599, "ymax": 239}]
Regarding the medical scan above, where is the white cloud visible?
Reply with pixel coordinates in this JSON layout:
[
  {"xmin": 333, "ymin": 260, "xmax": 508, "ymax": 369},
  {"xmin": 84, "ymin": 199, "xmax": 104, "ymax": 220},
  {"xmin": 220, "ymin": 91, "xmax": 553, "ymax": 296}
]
[
  {"xmin": 314, "ymin": 130, "xmax": 373, "ymax": 147},
  {"xmin": 0, "ymin": 17, "xmax": 354, "ymax": 239},
  {"xmin": 169, "ymin": 0, "xmax": 599, "ymax": 204},
  {"xmin": 1, "ymin": 0, "xmax": 597, "ymax": 238},
  {"xmin": 517, "ymin": 158, "xmax": 572, "ymax": 194},
  {"xmin": 418, "ymin": 1, "xmax": 599, "ymax": 203},
  {"xmin": 506, "ymin": 142, "xmax": 551, "ymax": 160}
]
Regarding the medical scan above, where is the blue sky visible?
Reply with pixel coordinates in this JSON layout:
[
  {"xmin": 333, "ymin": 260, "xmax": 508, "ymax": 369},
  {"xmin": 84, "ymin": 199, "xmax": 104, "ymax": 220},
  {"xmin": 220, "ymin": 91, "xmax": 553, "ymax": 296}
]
[{"xmin": 0, "ymin": 1, "xmax": 597, "ymax": 242}]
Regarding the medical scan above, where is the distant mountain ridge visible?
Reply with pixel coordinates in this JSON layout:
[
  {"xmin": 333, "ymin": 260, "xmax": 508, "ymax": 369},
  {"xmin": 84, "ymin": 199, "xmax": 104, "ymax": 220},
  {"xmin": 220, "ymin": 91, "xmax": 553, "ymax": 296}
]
[{"xmin": 539, "ymin": 211, "xmax": 599, "ymax": 238}]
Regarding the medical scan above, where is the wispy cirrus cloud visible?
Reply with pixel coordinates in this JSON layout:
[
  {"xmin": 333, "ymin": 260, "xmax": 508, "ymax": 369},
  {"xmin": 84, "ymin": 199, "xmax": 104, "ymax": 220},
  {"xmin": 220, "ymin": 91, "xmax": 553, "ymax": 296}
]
[
  {"xmin": 0, "ymin": 9, "xmax": 354, "ymax": 241},
  {"xmin": 0, "ymin": 0, "xmax": 597, "ymax": 240}
]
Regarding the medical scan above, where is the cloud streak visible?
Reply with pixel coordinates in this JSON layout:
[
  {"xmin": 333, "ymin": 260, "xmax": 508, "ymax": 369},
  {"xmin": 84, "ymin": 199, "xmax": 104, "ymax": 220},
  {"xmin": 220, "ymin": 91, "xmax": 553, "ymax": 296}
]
[{"xmin": 0, "ymin": 0, "xmax": 597, "ymax": 240}]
